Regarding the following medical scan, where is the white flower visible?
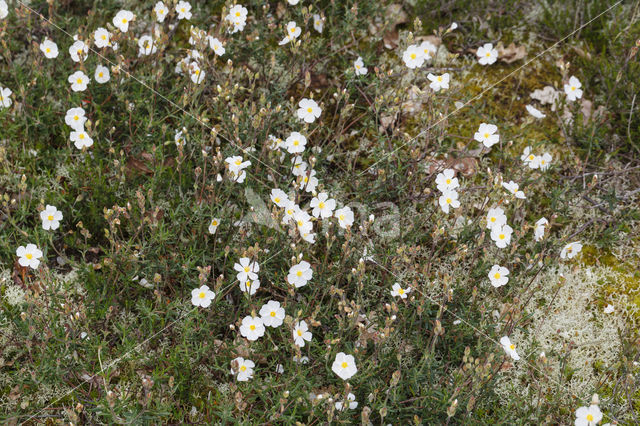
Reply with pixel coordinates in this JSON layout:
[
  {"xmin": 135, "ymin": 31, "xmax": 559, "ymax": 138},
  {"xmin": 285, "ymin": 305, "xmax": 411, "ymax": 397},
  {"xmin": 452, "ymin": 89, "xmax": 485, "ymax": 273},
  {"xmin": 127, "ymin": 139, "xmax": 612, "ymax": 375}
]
[
  {"xmin": 402, "ymin": 44, "xmax": 424, "ymax": 68},
  {"xmin": 574, "ymin": 404, "xmax": 602, "ymax": 426},
  {"xmin": 176, "ymin": 1, "xmax": 192, "ymax": 20},
  {"xmin": 538, "ymin": 153, "xmax": 552, "ymax": 171},
  {"xmin": 313, "ymin": 14, "xmax": 324, "ymax": 33},
  {"xmin": 502, "ymin": 180, "xmax": 525, "ymax": 199},
  {"xmin": 191, "ymin": 285, "xmax": 215, "ymax": 307},
  {"xmin": 154, "ymin": 1, "xmax": 169, "ymax": 22},
  {"xmin": 477, "ymin": 43, "xmax": 498, "ymax": 65},
  {"xmin": 40, "ymin": 38, "xmax": 59, "ymax": 58},
  {"xmin": 208, "ymin": 217, "xmax": 220, "ymax": 234},
  {"xmin": 435, "ymin": 169, "xmax": 459, "ymax": 192},
  {"xmin": 486, "ymin": 207, "xmax": 507, "ymax": 230},
  {"xmin": 0, "ymin": 86, "xmax": 11, "ymax": 108},
  {"xmin": 332, "ymin": 352, "xmax": 357, "ymax": 380},
  {"xmin": 68, "ymin": 71, "xmax": 90, "ymax": 92},
  {"xmin": 297, "ymin": 98, "xmax": 321, "ymax": 123},
  {"xmin": 113, "ymin": 10, "xmax": 134, "ymax": 32},
  {"xmin": 335, "ymin": 393, "xmax": 358, "ymax": 411},
  {"xmin": 390, "ymin": 282, "xmax": 410, "ymax": 299},
  {"xmin": 95, "ymin": 65, "xmax": 110, "ymax": 84},
  {"xmin": 226, "ymin": 155, "xmax": 251, "ymax": 175},
  {"xmin": 231, "ymin": 357, "xmax": 255, "ymax": 381},
  {"xmin": 138, "ymin": 35, "xmax": 157, "ymax": 56},
  {"xmin": 419, "ymin": 40, "xmax": 437, "ymax": 61},
  {"xmin": 534, "ymin": 217, "xmax": 548, "ymax": 241},
  {"xmin": 69, "ymin": 40, "xmax": 88, "ymax": 63},
  {"xmin": 293, "ymin": 355, "xmax": 309, "ymax": 364},
  {"xmin": 0, "ymin": 0, "xmax": 7, "ymax": 19},
  {"xmin": 488, "ymin": 265, "xmax": 509, "ymax": 287},
  {"xmin": 334, "ymin": 206, "xmax": 354, "ymax": 229},
  {"xmin": 270, "ymin": 188, "xmax": 288, "ymax": 208},
  {"xmin": 474, "ymin": 123, "xmax": 499, "ymax": 148},
  {"xmin": 294, "ymin": 210, "xmax": 313, "ymax": 234},
  {"xmin": 560, "ymin": 242, "xmax": 583, "ymax": 259},
  {"xmin": 94, "ymin": 28, "xmax": 111, "ymax": 48},
  {"xmin": 239, "ymin": 315, "xmax": 265, "ymax": 341},
  {"xmin": 285, "ymin": 131, "xmax": 307, "ymax": 154},
  {"xmin": 65, "ymin": 107, "xmax": 86, "ymax": 131},
  {"xmin": 500, "ymin": 336, "xmax": 520, "ymax": 360},
  {"xmin": 354, "ymin": 57, "xmax": 368, "ymax": 75},
  {"xmin": 293, "ymin": 320, "xmax": 312, "ymax": 347},
  {"xmin": 288, "ymin": 260, "xmax": 313, "ymax": 288},
  {"xmin": 491, "ymin": 224, "xmax": 513, "ymax": 248},
  {"xmin": 564, "ymin": 76, "xmax": 583, "ymax": 102},
  {"xmin": 438, "ymin": 190, "xmax": 460, "ymax": 214},
  {"xmin": 259, "ymin": 301, "xmax": 285, "ymax": 328},
  {"xmin": 239, "ymin": 278, "xmax": 260, "ymax": 295},
  {"xmin": 291, "ymin": 156, "xmax": 308, "ymax": 176},
  {"xmin": 234, "ymin": 257, "xmax": 259, "ymax": 282},
  {"xmin": 175, "ymin": 129, "xmax": 186, "ymax": 147},
  {"xmin": 16, "ymin": 244, "xmax": 43, "ymax": 269},
  {"xmin": 279, "ymin": 21, "xmax": 301, "ymax": 45},
  {"xmin": 70, "ymin": 130, "xmax": 94, "ymax": 149},
  {"xmin": 208, "ymin": 37, "xmax": 225, "ymax": 56},
  {"xmin": 521, "ymin": 146, "xmax": 539, "ymax": 168},
  {"xmin": 525, "ymin": 104, "xmax": 546, "ymax": 118},
  {"xmin": 310, "ymin": 192, "xmax": 336, "ymax": 219},
  {"xmin": 603, "ymin": 304, "xmax": 614, "ymax": 314},
  {"xmin": 189, "ymin": 63, "xmax": 205, "ymax": 84},
  {"xmin": 428, "ymin": 72, "xmax": 449, "ymax": 92},
  {"xmin": 40, "ymin": 205, "xmax": 63, "ymax": 231},
  {"xmin": 288, "ymin": 0, "xmax": 300, "ymax": 4},
  {"xmin": 301, "ymin": 169, "xmax": 319, "ymax": 192},
  {"xmin": 225, "ymin": 5, "xmax": 248, "ymax": 33}
]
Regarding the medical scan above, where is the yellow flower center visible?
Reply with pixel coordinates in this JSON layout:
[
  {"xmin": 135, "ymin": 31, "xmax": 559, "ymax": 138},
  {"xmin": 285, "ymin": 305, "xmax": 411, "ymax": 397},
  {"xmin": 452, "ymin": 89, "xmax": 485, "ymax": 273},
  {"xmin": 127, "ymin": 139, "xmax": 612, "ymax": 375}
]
[
  {"xmin": 295, "ymin": 270, "xmax": 303, "ymax": 278},
  {"xmin": 445, "ymin": 178, "xmax": 451, "ymax": 184},
  {"xmin": 494, "ymin": 273, "xmax": 500, "ymax": 279},
  {"xmin": 74, "ymin": 115, "xmax": 79, "ymax": 121},
  {"xmin": 303, "ymin": 177, "xmax": 308, "ymax": 183},
  {"xmin": 76, "ymin": 78, "xmax": 83, "ymax": 84},
  {"xmin": 297, "ymin": 220, "xmax": 304, "ymax": 227},
  {"xmin": 235, "ymin": 159, "xmax": 242, "ymax": 165},
  {"xmin": 102, "ymin": 35, "xmax": 107, "ymax": 40},
  {"xmin": 318, "ymin": 202, "xmax": 325, "ymax": 209},
  {"xmin": 484, "ymin": 133, "xmax": 489, "ymax": 138},
  {"xmin": 509, "ymin": 344, "xmax": 515, "ymax": 350},
  {"xmin": 499, "ymin": 234, "xmax": 505, "ymax": 240},
  {"xmin": 274, "ymin": 197, "xmax": 280, "ymax": 203},
  {"xmin": 297, "ymin": 330, "xmax": 302, "ymax": 336},
  {"xmin": 339, "ymin": 214, "xmax": 345, "ymax": 221},
  {"xmin": 341, "ymin": 362, "xmax": 348, "ymax": 368},
  {"xmin": 485, "ymin": 52, "xmax": 491, "ymax": 57},
  {"xmin": 307, "ymin": 107, "xmax": 313, "ymax": 113},
  {"xmin": 446, "ymin": 198, "xmax": 452, "ymax": 204},
  {"xmin": 287, "ymin": 209, "xmax": 293, "ymax": 215},
  {"xmin": 270, "ymin": 311, "xmax": 276, "ymax": 317},
  {"xmin": 98, "ymin": 72, "xmax": 103, "ymax": 77},
  {"xmin": 424, "ymin": 49, "xmax": 430, "ymax": 55},
  {"xmin": 122, "ymin": 18, "xmax": 127, "ymax": 24},
  {"xmin": 244, "ymin": 266, "xmax": 249, "ymax": 272},
  {"xmin": 293, "ymin": 140, "xmax": 299, "ymax": 146},
  {"xmin": 46, "ymin": 48, "xmax": 51, "ymax": 53},
  {"xmin": 410, "ymin": 53, "xmax": 416, "ymax": 59},
  {"xmin": 235, "ymin": 11, "xmax": 241, "ymax": 17},
  {"xmin": 571, "ymin": 86, "xmax": 576, "ymax": 91},
  {"xmin": 529, "ymin": 155, "xmax": 534, "ymax": 160},
  {"xmin": 199, "ymin": 292, "xmax": 206, "ymax": 299},
  {"xmin": 398, "ymin": 288, "xmax": 404, "ymax": 295},
  {"xmin": 356, "ymin": 65, "xmax": 361, "ymax": 69},
  {"xmin": 26, "ymin": 253, "xmax": 33, "ymax": 259},
  {"xmin": 437, "ymin": 76, "xmax": 442, "ymax": 82},
  {"xmin": 79, "ymin": 134, "xmax": 85, "ymax": 140},
  {"xmin": 181, "ymin": 8, "xmax": 185, "ymax": 12},
  {"xmin": 290, "ymin": 27, "xmax": 296, "ymax": 33},
  {"xmin": 47, "ymin": 215, "xmax": 54, "ymax": 221},
  {"xmin": 586, "ymin": 414, "xmax": 593, "ymax": 421},
  {"xmin": 249, "ymin": 324, "xmax": 256, "ymax": 331},
  {"xmin": 240, "ymin": 365, "xmax": 246, "ymax": 371},
  {"xmin": 490, "ymin": 217, "xmax": 496, "ymax": 222}
]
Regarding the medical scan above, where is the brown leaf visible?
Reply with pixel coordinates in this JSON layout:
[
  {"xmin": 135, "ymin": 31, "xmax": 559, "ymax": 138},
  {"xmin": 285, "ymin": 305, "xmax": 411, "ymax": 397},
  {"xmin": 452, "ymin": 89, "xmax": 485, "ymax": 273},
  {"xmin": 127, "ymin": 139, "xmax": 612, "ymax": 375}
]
[
  {"xmin": 497, "ymin": 42, "xmax": 527, "ymax": 64},
  {"xmin": 126, "ymin": 157, "xmax": 153, "ymax": 176}
]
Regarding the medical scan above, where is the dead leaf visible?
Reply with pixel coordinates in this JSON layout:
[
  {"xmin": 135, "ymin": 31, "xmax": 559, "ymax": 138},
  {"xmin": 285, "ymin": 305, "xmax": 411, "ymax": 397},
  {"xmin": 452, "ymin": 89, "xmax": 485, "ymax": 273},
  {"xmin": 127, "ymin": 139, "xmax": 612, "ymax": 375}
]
[
  {"xmin": 426, "ymin": 156, "xmax": 478, "ymax": 177},
  {"xmin": 530, "ymin": 86, "xmax": 560, "ymax": 111},
  {"xmin": 369, "ymin": 4, "xmax": 408, "ymax": 50},
  {"xmin": 126, "ymin": 157, "xmax": 153, "ymax": 176},
  {"xmin": 401, "ymin": 85, "xmax": 428, "ymax": 114},
  {"xmin": 415, "ymin": 35, "xmax": 442, "ymax": 49},
  {"xmin": 497, "ymin": 42, "xmax": 527, "ymax": 63}
]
